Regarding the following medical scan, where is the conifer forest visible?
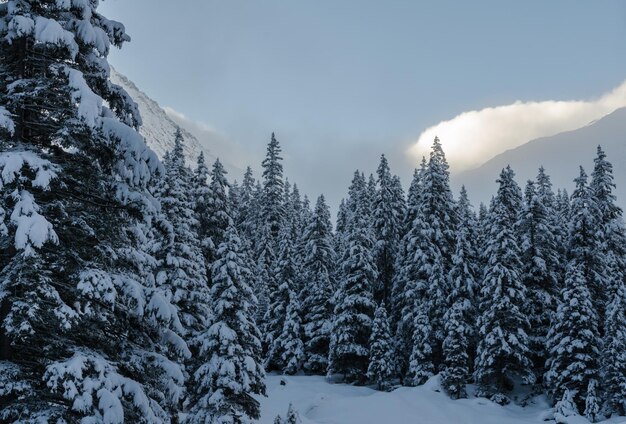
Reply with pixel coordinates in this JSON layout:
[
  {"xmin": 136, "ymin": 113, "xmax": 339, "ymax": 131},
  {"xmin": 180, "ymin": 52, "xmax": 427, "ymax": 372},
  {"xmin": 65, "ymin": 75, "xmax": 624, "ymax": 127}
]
[{"xmin": 0, "ymin": 2, "xmax": 625, "ymax": 424}]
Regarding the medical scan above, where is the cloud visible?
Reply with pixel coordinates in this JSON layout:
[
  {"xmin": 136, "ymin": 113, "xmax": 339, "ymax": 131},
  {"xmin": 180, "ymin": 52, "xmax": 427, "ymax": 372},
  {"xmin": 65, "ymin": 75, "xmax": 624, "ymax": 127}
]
[{"xmin": 410, "ymin": 80, "xmax": 626, "ymax": 172}]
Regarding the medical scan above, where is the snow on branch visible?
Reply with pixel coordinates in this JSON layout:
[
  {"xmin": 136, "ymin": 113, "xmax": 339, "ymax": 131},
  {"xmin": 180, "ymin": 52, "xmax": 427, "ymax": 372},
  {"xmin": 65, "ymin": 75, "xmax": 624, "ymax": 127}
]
[{"xmin": 45, "ymin": 351, "xmax": 168, "ymax": 424}]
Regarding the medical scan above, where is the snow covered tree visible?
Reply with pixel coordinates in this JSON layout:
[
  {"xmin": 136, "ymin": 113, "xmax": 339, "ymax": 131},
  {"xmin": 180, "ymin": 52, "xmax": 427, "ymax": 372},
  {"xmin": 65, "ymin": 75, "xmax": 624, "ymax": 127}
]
[
  {"xmin": 420, "ymin": 137, "xmax": 457, "ymax": 268},
  {"xmin": 441, "ymin": 188, "xmax": 477, "ymax": 399},
  {"xmin": 193, "ymin": 151, "xmax": 213, "ymax": 277},
  {"xmin": 285, "ymin": 403, "xmax": 303, "ymax": 424},
  {"xmin": 584, "ymin": 379, "xmax": 600, "ymax": 423},
  {"xmin": 407, "ymin": 302, "xmax": 434, "ymax": 386},
  {"xmin": 0, "ymin": 1, "xmax": 185, "ymax": 421},
  {"xmin": 441, "ymin": 300, "xmax": 470, "ymax": 399},
  {"xmin": 204, "ymin": 158, "xmax": 231, "ymax": 270},
  {"xmin": 236, "ymin": 166, "xmax": 257, "ymax": 244},
  {"xmin": 553, "ymin": 389, "xmax": 579, "ymax": 423},
  {"xmin": 300, "ymin": 195, "xmax": 335, "ymax": 375},
  {"xmin": 601, "ymin": 282, "xmax": 626, "ymax": 416},
  {"xmin": 590, "ymin": 145, "xmax": 626, "ymax": 317},
  {"xmin": 518, "ymin": 177, "xmax": 560, "ymax": 379},
  {"xmin": 367, "ymin": 303, "xmax": 395, "ymax": 390},
  {"xmin": 566, "ymin": 167, "xmax": 606, "ymax": 322},
  {"xmin": 328, "ymin": 173, "xmax": 377, "ymax": 384},
  {"xmin": 261, "ymin": 132, "xmax": 285, "ymax": 240},
  {"xmin": 275, "ymin": 403, "xmax": 302, "ymax": 424},
  {"xmin": 545, "ymin": 263, "xmax": 600, "ymax": 412},
  {"xmin": 154, "ymin": 131, "xmax": 210, "ymax": 340},
  {"xmin": 186, "ymin": 225, "xmax": 265, "ymax": 423},
  {"xmin": 276, "ymin": 289, "xmax": 305, "ymax": 375},
  {"xmin": 372, "ymin": 154, "xmax": 405, "ymax": 306},
  {"xmin": 264, "ymin": 223, "xmax": 297, "ymax": 371},
  {"xmin": 474, "ymin": 166, "xmax": 533, "ymax": 404}
]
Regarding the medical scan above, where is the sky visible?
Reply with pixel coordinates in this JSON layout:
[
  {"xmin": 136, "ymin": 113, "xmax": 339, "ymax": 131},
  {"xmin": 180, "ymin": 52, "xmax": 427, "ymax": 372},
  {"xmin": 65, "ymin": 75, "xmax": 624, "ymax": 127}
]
[{"xmin": 99, "ymin": 0, "xmax": 626, "ymax": 208}]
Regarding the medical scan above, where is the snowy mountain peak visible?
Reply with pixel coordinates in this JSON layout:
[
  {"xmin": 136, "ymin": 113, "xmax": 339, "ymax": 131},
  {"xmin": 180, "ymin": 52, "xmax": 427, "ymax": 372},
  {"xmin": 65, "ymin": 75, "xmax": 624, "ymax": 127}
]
[{"xmin": 110, "ymin": 67, "xmax": 215, "ymax": 166}]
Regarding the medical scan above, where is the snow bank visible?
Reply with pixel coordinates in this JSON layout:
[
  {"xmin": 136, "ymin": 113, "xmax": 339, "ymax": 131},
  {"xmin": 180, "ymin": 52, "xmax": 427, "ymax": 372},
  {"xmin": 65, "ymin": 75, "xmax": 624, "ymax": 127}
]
[{"xmin": 257, "ymin": 374, "xmax": 626, "ymax": 424}]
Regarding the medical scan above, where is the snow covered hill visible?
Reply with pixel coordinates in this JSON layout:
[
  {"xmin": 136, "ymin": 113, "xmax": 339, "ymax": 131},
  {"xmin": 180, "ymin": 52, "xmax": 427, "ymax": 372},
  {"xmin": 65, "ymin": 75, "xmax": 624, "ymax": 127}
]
[
  {"xmin": 110, "ymin": 67, "xmax": 216, "ymax": 166},
  {"xmin": 258, "ymin": 375, "xmax": 626, "ymax": 424},
  {"xmin": 455, "ymin": 107, "xmax": 626, "ymax": 207}
]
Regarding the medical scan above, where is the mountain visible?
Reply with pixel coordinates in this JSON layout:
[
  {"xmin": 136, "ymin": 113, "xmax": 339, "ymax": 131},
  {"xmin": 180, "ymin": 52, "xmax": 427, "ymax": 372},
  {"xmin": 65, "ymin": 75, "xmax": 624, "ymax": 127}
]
[
  {"xmin": 455, "ymin": 107, "xmax": 626, "ymax": 207},
  {"xmin": 110, "ymin": 67, "xmax": 215, "ymax": 165}
]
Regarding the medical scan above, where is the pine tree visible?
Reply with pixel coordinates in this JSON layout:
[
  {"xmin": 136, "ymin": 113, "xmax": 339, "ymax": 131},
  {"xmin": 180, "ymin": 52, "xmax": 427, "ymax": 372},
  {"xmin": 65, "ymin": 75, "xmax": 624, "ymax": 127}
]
[
  {"xmin": 300, "ymin": 195, "xmax": 335, "ymax": 375},
  {"xmin": 566, "ymin": 167, "xmax": 606, "ymax": 323},
  {"xmin": 590, "ymin": 145, "xmax": 626, "ymax": 317},
  {"xmin": 390, "ymin": 165, "xmax": 422, "ymax": 333},
  {"xmin": 286, "ymin": 403, "xmax": 302, "ymax": 424},
  {"xmin": 441, "ymin": 300, "xmax": 470, "ymax": 399},
  {"xmin": 553, "ymin": 389, "xmax": 579, "ymax": 423},
  {"xmin": 205, "ymin": 158, "xmax": 231, "ymax": 269},
  {"xmin": 276, "ymin": 289, "xmax": 305, "ymax": 375},
  {"xmin": 518, "ymin": 177, "xmax": 560, "ymax": 379},
  {"xmin": 236, "ymin": 166, "xmax": 257, "ymax": 244},
  {"xmin": 367, "ymin": 304, "xmax": 395, "ymax": 390},
  {"xmin": 261, "ymin": 132, "xmax": 285, "ymax": 240},
  {"xmin": 545, "ymin": 263, "xmax": 600, "ymax": 412},
  {"xmin": 186, "ymin": 225, "xmax": 265, "ymax": 423},
  {"xmin": 474, "ymin": 166, "xmax": 533, "ymax": 404},
  {"xmin": 407, "ymin": 302, "xmax": 434, "ymax": 386},
  {"xmin": 328, "ymin": 173, "xmax": 377, "ymax": 384},
  {"xmin": 264, "ymin": 224, "xmax": 297, "ymax": 372},
  {"xmin": 372, "ymin": 155, "xmax": 405, "ymax": 306},
  {"xmin": 417, "ymin": 138, "xmax": 457, "ymax": 368},
  {"xmin": 194, "ymin": 151, "xmax": 213, "ymax": 279},
  {"xmin": 584, "ymin": 379, "xmax": 600, "ymax": 423},
  {"xmin": 601, "ymin": 282, "xmax": 626, "ymax": 416},
  {"xmin": 441, "ymin": 187, "xmax": 477, "ymax": 399},
  {"xmin": 0, "ymin": 2, "xmax": 185, "ymax": 421},
  {"xmin": 154, "ymin": 131, "xmax": 210, "ymax": 340}
]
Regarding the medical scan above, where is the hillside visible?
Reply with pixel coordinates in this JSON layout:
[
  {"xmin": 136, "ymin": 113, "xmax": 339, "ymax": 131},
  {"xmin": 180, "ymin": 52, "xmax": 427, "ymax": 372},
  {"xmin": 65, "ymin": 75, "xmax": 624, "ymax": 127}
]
[
  {"xmin": 455, "ymin": 107, "xmax": 626, "ymax": 206},
  {"xmin": 110, "ymin": 67, "xmax": 215, "ymax": 165}
]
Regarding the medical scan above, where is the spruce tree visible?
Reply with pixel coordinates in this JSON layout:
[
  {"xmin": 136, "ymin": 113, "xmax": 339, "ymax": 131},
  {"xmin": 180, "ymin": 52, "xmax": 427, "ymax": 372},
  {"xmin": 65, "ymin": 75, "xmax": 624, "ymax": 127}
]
[
  {"xmin": 601, "ymin": 282, "xmax": 626, "ymax": 416},
  {"xmin": 518, "ymin": 178, "xmax": 560, "ymax": 379},
  {"xmin": 153, "ymin": 131, "xmax": 210, "ymax": 341},
  {"xmin": 590, "ymin": 145, "xmax": 626, "ymax": 316},
  {"xmin": 300, "ymin": 195, "xmax": 335, "ymax": 374},
  {"xmin": 328, "ymin": 173, "xmax": 377, "ymax": 384},
  {"xmin": 186, "ymin": 225, "xmax": 265, "ymax": 423},
  {"xmin": 474, "ymin": 166, "xmax": 533, "ymax": 404},
  {"xmin": 373, "ymin": 154, "xmax": 405, "ymax": 306},
  {"xmin": 264, "ymin": 223, "xmax": 297, "ymax": 372},
  {"xmin": 441, "ymin": 301, "xmax": 470, "ymax": 399},
  {"xmin": 277, "ymin": 289, "xmax": 305, "ymax": 375},
  {"xmin": 367, "ymin": 303, "xmax": 395, "ymax": 390},
  {"xmin": 0, "ymin": 2, "xmax": 185, "ymax": 421},
  {"xmin": 584, "ymin": 379, "xmax": 600, "ymax": 423},
  {"xmin": 545, "ymin": 263, "xmax": 600, "ymax": 412},
  {"xmin": 261, "ymin": 132, "xmax": 285, "ymax": 240},
  {"xmin": 566, "ymin": 167, "xmax": 606, "ymax": 322},
  {"xmin": 407, "ymin": 302, "xmax": 434, "ymax": 386},
  {"xmin": 205, "ymin": 158, "xmax": 231, "ymax": 268},
  {"xmin": 441, "ymin": 187, "xmax": 477, "ymax": 399},
  {"xmin": 193, "ymin": 151, "xmax": 213, "ymax": 279}
]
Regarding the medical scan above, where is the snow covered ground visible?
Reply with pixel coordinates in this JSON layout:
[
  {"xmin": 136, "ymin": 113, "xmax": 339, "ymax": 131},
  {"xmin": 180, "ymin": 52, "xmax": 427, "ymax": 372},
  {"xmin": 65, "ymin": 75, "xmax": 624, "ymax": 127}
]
[{"xmin": 257, "ymin": 374, "xmax": 626, "ymax": 424}]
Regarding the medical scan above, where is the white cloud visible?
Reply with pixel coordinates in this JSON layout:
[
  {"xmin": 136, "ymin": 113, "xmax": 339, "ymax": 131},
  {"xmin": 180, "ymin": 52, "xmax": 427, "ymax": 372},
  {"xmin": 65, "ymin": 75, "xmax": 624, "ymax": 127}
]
[{"xmin": 410, "ymin": 80, "xmax": 626, "ymax": 172}]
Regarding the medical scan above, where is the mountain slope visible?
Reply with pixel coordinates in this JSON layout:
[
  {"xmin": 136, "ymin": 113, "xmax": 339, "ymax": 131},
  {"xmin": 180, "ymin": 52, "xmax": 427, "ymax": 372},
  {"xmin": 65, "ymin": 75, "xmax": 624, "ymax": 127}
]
[
  {"xmin": 110, "ymin": 67, "xmax": 215, "ymax": 165},
  {"xmin": 455, "ymin": 107, "xmax": 626, "ymax": 207}
]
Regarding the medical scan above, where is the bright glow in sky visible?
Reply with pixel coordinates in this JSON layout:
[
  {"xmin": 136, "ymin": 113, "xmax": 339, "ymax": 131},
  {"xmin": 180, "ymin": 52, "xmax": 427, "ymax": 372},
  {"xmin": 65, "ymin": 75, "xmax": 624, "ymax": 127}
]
[
  {"xmin": 411, "ymin": 80, "xmax": 626, "ymax": 171},
  {"xmin": 100, "ymin": 0, "xmax": 626, "ymax": 208}
]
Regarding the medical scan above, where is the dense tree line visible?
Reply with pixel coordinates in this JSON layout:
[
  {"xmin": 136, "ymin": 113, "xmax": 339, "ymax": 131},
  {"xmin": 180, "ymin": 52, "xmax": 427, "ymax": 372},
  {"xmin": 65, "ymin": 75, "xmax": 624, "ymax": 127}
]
[{"xmin": 0, "ymin": 1, "xmax": 625, "ymax": 423}]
